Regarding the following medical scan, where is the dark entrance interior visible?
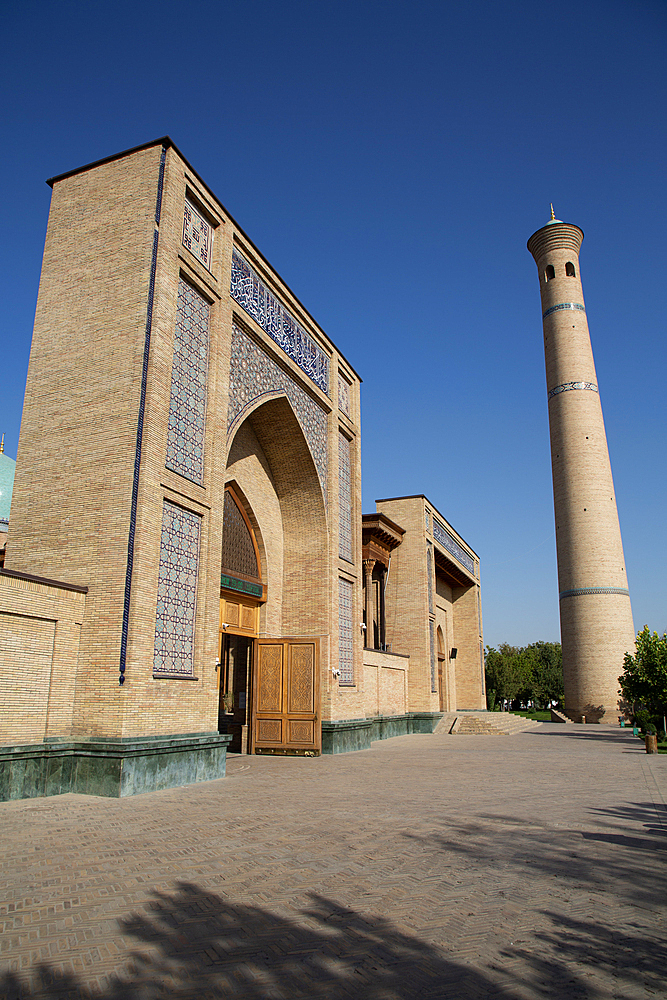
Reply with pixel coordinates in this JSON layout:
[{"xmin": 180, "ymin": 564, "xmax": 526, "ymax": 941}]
[{"xmin": 219, "ymin": 634, "xmax": 253, "ymax": 753}]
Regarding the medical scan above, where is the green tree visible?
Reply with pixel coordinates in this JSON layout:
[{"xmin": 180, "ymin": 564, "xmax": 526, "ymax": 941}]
[
  {"xmin": 619, "ymin": 626, "xmax": 667, "ymax": 729},
  {"xmin": 527, "ymin": 641, "xmax": 563, "ymax": 708},
  {"xmin": 485, "ymin": 643, "xmax": 533, "ymax": 705}
]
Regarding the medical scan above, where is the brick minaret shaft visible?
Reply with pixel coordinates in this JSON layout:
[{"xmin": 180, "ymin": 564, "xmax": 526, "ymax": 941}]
[{"xmin": 527, "ymin": 213, "xmax": 635, "ymax": 723}]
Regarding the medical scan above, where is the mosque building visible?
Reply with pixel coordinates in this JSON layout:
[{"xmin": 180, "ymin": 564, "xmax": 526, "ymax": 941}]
[{"xmin": 0, "ymin": 138, "xmax": 485, "ymax": 800}]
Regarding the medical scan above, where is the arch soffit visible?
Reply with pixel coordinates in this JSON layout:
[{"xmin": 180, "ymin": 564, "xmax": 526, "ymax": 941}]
[{"xmin": 227, "ymin": 392, "xmax": 328, "ymax": 516}]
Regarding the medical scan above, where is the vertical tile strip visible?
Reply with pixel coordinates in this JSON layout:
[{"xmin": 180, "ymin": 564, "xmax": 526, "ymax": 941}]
[
  {"xmin": 338, "ymin": 577, "xmax": 354, "ymax": 685},
  {"xmin": 153, "ymin": 501, "xmax": 201, "ymax": 677},
  {"xmin": 119, "ymin": 144, "xmax": 166, "ymax": 685},
  {"xmin": 338, "ymin": 433, "xmax": 352, "ymax": 562}
]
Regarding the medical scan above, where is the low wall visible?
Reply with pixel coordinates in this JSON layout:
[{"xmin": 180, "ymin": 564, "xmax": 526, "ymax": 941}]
[
  {"xmin": 363, "ymin": 648, "xmax": 409, "ymax": 718},
  {"xmin": 0, "ymin": 569, "xmax": 87, "ymax": 745}
]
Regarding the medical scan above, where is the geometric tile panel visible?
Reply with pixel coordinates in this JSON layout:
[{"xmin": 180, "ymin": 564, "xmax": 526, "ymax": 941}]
[
  {"xmin": 429, "ymin": 619, "xmax": 436, "ymax": 693},
  {"xmin": 153, "ymin": 501, "xmax": 202, "ymax": 677},
  {"xmin": 433, "ymin": 517, "xmax": 475, "ymax": 575},
  {"xmin": 182, "ymin": 199, "xmax": 214, "ymax": 271},
  {"xmin": 338, "ymin": 433, "xmax": 353, "ymax": 562},
  {"xmin": 228, "ymin": 324, "xmax": 328, "ymax": 495},
  {"xmin": 338, "ymin": 577, "xmax": 354, "ymax": 686},
  {"xmin": 338, "ymin": 373, "xmax": 350, "ymax": 415},
  {"xmin": 165, "ymin": 278, "xmax": 210, "ymax": 485},
  {"xmin": 231, "ymin": 248, "xmax": 329, "ymax": 395}
]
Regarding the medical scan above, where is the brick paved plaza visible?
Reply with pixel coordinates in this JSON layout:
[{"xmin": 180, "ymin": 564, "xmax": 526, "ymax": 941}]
[{"xmin": 1, "ymin": 724, "xmax": 665, "ymax": 999}]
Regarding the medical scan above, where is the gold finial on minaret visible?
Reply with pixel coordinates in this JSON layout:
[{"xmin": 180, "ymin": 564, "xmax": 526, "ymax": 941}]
[
  {"xmin": 0, "ymin": 434, "xmax": 4, "ymax": 454},
  {"xmin": 550, "ymin": 203, "xmax": 556, "ymax": 221}
]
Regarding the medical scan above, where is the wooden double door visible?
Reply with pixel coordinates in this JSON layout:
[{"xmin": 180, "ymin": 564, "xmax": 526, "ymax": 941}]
[{"xmin": 252, "ymin": 639, "xmax": 320, "ymax": 755}]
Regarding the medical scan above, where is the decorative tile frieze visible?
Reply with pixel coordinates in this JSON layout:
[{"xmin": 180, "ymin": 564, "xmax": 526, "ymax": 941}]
[
  {"xmin": 231, "ymin": 248, "xmax": 329, "ymax": 395},
  {"xmin": 433, "ymin": 517, "xmax": 475, "ymax": 574},
  {"xmin": 165, "ymin": 278, "xmax": 210, "ymax": 485},
  {"xmin": 425, "ymin": 509, "xmax": 430, "ymax": 533},
  {"xmin": 559, "ymin": 586, "xmax": 630, "ymax": 600},
  {"xmin": 183, "ymin": 199, "xmax": 213, "ymax": 270},
  {"xmin": 338, "ymin": 577, "xmax": 354, "ymax": 685},
  {"xmin": 548, "ymin": 381, "xmax": 598, "ymax": 400},
  {"xmin": 542, "ymin": 302, "xmax": 586, "ymax": 319},
  {"xmin": 429, "ymin": 619, "xmax": 436, "ymax": 693},
  {"xmin": 338, "ymin": 373, "xmax": 350, "ymax": 415},
  {"xmin": 229, "ymin": 324, "xmax": 328, "ymax": 494},
  {"xmin": 153, "ymin": 501, "xmax": 201, "ymax": 677},
  {"xmin": 338, "ymin": 433, "xmax": 353, "ymax": 562}
]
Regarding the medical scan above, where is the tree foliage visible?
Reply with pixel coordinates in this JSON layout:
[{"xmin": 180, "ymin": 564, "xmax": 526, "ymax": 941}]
[
  {"xmin": 619, "ymin": 626, "xmax": 667, "ymax": 727},
  {"xmin": 485, "ymin": 641, "xmax": 563, "ymax": 708}
]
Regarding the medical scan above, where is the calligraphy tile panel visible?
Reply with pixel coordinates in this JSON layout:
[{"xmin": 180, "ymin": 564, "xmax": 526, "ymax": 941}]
[
  {"xmin": 153, "ymin": 501, "xmax": 202, "ymax": 677},
  {"xmin": 338, "ymin": 577, "xmax": 354, "ymax": 686},
  {"xmin": 433, "ymin": 517, "xmax": 475, "ymax": 575},
  {"xmin": 338, "ymin": 433, "xmax": 352, "ymax": 562},
  {"xmin": 230, "ymin": 248, "xmax": 329, "ymax": 395},
  {"xmin": 229, "ymin": 324, "xmax": 328, "ymax": 495},
  {"xmin": 165, "ymin": 278, "xmax": 209, "ymax": 485}
]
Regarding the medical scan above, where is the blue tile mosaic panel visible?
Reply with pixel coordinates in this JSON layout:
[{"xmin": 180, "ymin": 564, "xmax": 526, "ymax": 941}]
[
  {"xmin": 429, "ymin": 619, "xmax": 436, "ymax": 693},
  {"xmin": 338, "ymin": 373, "xmax": 350, "ymax": 415},
  {"xmin": 548, "ymin": 381, "xmax": 598, "ymax": 400},
  {"xmin": 433, "ymin": 518, "xmax": 475, "ymax": 575},
  {"xmin": 338, "ymin": 433, "xmax": 353, "ymax": 562},
  {"xmin": 426, "ymin": 543, "xmax": 434, "ymax": 614},
  {"xmin": 153, "ymin": 501, "xmax": 202, "ymax": 677},
  {"xmin": 182, "ymin": 199, "xmax": 214, "ymax": 270},
  {"xmin": 165, "ymin": 278, "xmax": 210, "ymax": 485},
  {"xmin": 542, "ymin": 302, "xmax": 586, "ymax": 319},
  {"xmin": 339, "ymin": 577, "xmax": 354, "ymax": 685},
  {"xmin": 231, "ymin": 248, "xmax": 329, "ymax": 395},
  {"xmin": 229, "ymin": 324, "xmax": 328, "ymax": 494}
]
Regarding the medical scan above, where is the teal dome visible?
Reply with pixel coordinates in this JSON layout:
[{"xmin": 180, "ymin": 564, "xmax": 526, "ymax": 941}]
[{"xmin": 0, "ymin": 449, "xmax": 16, "ymax": 523}]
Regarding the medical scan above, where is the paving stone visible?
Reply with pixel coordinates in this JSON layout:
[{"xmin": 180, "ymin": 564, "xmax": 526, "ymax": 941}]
[{"xmin": 0, "ymin": 725, "xmax": 665, "ymax": 999}]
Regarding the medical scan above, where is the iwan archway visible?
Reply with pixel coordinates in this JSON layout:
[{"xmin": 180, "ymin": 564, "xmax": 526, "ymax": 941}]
[{"xmin": 222, "ymin": 395, "xmax": 329, "ymax": 755}]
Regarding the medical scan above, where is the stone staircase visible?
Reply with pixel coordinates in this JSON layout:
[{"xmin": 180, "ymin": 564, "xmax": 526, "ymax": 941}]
[{"xmin": 434, "ymin": 711, "xmax": 544, "ymax": 736}]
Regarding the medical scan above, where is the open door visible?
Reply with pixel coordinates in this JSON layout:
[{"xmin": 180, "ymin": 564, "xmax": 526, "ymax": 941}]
[{"xmin": 252, "ymin": 638, "xmax": 320, "ymax": 755}]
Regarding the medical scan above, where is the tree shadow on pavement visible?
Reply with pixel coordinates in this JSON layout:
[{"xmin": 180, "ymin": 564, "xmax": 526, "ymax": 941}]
[
  {"xmin": 0, "ymin": 885, "xmax": 517, "ymax": 1000},
  {"xmin": 403, "ymin": 799, "xmax": 667, "ymax": 998}
]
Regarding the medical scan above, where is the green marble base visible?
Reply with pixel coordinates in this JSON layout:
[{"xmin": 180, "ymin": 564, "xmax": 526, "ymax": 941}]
[
  {"xmin": 0, "ymin": 732, "xmax": 232, "ymax": 801},
  {"xmin": 322, "ymin": 712, "xmax": 443, "ymax": 754}
]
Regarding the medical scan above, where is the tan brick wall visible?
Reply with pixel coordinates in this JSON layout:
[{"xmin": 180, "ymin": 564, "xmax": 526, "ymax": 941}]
[
  {"xmin": 0, "ymin": 573, "xmax": 85, "ymax": 744},
  {"xmin": 362, "ymin": 649, "xmax": 409, "ymax": 716},
  {"xmin": 4, "ymin": 140, "xmax": 364, "ymax": 745},
  {"xmin": 377, "ymin": 496, "xmax": 483, "ymax": 714}
]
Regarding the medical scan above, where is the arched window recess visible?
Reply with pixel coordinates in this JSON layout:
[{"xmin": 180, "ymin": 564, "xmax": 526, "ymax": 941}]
[
  {"xmin": 544, "ymin": 264, "xmax": 555, "ymax": 282},
  {"xmin": 565, "ymin": 261, "xmax": 576, "ymax": 277},
  {"xmin": 220, "ymin": 485, "xmax": 265, "ymax": 602}
]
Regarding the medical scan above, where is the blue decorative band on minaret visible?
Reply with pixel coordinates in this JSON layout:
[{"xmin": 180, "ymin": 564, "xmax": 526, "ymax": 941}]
[
  {"xmin": 548, "ymin": 381, "xmax": 598, "ymax": 399},
  {"xmin": 543, "ymin": 302, "xmax": 586, "ymax": 319},
  {"xmin": 559, "ymin": 587, "xmax": 629, "ymax": 600}
]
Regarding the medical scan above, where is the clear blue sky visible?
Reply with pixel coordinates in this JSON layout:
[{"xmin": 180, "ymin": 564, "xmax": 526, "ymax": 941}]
[{"xmin": 1, "ymin": 0, "xmax": 665, "ymax": 648}]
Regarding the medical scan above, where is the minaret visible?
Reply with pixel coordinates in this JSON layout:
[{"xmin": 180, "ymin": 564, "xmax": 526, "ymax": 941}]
[{"xmin": 527, "ymin": 209, "xmax": 635, "ymax": 723}]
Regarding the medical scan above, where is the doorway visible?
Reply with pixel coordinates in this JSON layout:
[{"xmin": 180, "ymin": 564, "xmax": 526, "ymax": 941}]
[{"xmin": 219, "ymin": 633, "xmax": 254, "ymax": 753}]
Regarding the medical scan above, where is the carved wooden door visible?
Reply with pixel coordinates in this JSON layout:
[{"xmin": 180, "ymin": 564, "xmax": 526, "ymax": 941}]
[{"xmin": 251, "ymin": 639, "xmax": 320, "ymax": 755}]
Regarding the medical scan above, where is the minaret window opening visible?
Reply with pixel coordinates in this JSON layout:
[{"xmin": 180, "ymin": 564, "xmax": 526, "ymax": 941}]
[
  {"xmin": 544, "ymin": 265, "xmax": 555, "ymax": 282},
  {"xmin": 565, "ymin": 262, "xmax": 576, "ymax": 277}
]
